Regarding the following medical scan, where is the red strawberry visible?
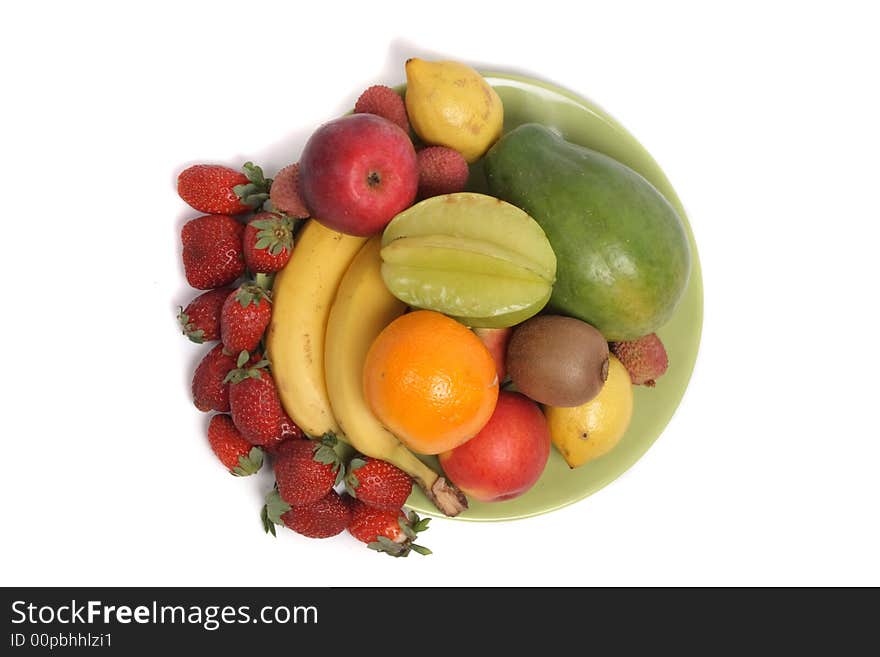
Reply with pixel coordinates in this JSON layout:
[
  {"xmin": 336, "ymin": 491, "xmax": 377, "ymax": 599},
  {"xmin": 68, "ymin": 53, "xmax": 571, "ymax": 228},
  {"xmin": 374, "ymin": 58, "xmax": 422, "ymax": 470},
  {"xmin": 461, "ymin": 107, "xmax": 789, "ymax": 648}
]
[
  {"xmin": 354, "ymin": 85, "xmax": 410, "ymax": 134},
  {"xmin": 269, "ymin": 163, "xmax": 310, "ymax": 218},
  {"xmin": 178, "ymin": 162, "xmax": 271, "ymax": 215},
  {"xmin": 192, "ymin": 343, "xmax": 237, "ymax": 412},
  {"xmin": 220, "ymin": 285, "xmax": 272, "ymax": 354},
  {"xmin": 243, "ymin": 213, "xmax": 295, "ymax": 273},
  {"xmin": 181, "ymin": 214, "xmax": 246, "ymax": 290},
  {"xmin": 226, "ymin": 356, "xmax": 301, "ymax": 449},
  {"xmin": 347, "ymin": 500, "xmax": 431, "ymax": 557},
  {"xmin": 274, "ymin": 434, "xmax": 344, "ymax": 507},
  {"xmin": 207, "ymin": 414, "xmax": 263, "ymax": 476},
  {"xmin": 345, "ymin": 457, "xmax": 413, "ymax": 511},
  {"xmin": 177, "ymin": 287, "xmax": 232, "ymax": 343},
  {"xmin": 262, "ymin": 489, "xmax": 351, "ymax": 539}
]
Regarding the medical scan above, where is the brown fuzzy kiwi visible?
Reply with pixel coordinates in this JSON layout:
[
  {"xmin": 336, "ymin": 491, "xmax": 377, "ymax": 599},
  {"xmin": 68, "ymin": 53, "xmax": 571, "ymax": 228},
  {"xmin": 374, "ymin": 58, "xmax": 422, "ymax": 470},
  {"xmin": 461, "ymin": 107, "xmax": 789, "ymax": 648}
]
[{"xmin": 507, "ymin": 315, "xmax": 609, "ymax": 407}]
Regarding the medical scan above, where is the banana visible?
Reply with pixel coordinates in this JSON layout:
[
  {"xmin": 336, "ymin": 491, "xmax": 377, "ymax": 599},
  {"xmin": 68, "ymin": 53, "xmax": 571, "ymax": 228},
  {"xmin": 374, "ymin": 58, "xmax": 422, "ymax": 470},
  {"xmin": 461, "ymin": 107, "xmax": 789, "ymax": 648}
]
[
  {"xmin": 267, "ymin": 220, "xmax": 367, "ymax": 437},
  {"xmin": 325, "ymin": 236, "xmax": 468, "ymax": 517}
]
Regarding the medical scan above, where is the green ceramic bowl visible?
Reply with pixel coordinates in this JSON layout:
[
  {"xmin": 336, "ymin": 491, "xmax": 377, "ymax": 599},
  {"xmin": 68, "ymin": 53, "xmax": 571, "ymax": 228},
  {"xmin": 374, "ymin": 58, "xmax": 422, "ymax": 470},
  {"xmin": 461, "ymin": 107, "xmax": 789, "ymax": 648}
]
[{"xmin": 404, "ymin": 73, "xmax": 704, "ymax": 521}]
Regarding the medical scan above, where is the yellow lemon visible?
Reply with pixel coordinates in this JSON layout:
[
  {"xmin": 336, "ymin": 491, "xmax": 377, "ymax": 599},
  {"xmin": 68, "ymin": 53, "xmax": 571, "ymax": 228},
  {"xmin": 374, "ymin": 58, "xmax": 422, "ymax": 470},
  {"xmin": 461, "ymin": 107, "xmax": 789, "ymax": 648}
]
[
  {"xmin": 544, "ymin": 355, "xmax": 634, "ymax": 468},
  {"xmin": 404, "ymin": 58, "xmax": 503, "ymax": 163}
]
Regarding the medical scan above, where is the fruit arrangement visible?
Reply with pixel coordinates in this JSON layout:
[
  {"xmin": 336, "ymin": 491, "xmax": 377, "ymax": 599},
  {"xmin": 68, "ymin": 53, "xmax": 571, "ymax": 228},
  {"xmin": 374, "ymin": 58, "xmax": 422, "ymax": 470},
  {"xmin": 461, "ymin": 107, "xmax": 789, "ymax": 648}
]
[{"xmin": 176, "ymin": 58, "xmax": 693, "ymax": 555}]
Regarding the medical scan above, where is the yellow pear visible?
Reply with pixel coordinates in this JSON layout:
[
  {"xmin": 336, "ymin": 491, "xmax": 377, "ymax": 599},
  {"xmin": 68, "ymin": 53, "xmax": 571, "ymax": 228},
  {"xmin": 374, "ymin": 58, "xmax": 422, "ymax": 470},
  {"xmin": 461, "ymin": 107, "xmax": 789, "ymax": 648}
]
[{"xmin": 404, "ymin": 58, "xmax": 503, "ymax": 163}]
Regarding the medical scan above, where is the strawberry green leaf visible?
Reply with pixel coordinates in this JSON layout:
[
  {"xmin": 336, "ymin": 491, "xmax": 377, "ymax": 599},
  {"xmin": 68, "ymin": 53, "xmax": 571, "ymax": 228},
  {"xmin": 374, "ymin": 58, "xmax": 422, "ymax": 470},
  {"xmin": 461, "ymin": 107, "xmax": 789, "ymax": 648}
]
[
  {"xmin": 399, "ymin": 517, "xmax": 417, "ymax": 541},
  {"xmin": 260, "ymin": 504, "xmax": 277, "ymax": 537},
  {"xmin": 412, "ymin": 516, "xmax": 431, "ymax": 533},
  {"xmin": 374, "ymin": 535, "xmax": 406, "ymax": 557},
  {"xmin": 177, "ymin": 309, "xmax": 206, "ymax": 343},
  {"xmin": 233, "ymin": 184, "xmax": 269, "ymax": 209},
  {"xmin": 254, "ymin": 273, "xmax": 275, "ymax": 292},
  {"xmin": 313, "ymin": 444, "xmax": 341, "ymax": 472},
  {"xmin": 187, "ymin": 329, "xmax": 205, "ymax": 343},
  {"xmin": 264, "ymin": 489, "xmax": 291, "ymax": 527},
  {"xmin": 344, "ymin": 457, "xmax": 366, "ymax": 495},
  {"xmin": 235, "ymin": 285, "xmax": 269, "ymax": 308},
  {"xmin": 235, "ymin": 163, "xmax": 272, "ymax": 210},
  {"xmin": 242, "ymin": 162, "xmax": 269, "ymax": 187},
  {"xmin": 232, "ymin": 447, "xmax": 264, "ymax": 476},
  {"xmin": 250, "ymin": 214, "xmax": 295, "ymax": 257},
  {"xmin": 408, "ymin": 511, "xmax": 431, "ymax": 535},
  {"xmin": 237, "ymin": 350, "xmax": 250, "ymax": 368},
  {"xmin": 410, "ymin": 544, "xmax": 432, "ymax": 556}
]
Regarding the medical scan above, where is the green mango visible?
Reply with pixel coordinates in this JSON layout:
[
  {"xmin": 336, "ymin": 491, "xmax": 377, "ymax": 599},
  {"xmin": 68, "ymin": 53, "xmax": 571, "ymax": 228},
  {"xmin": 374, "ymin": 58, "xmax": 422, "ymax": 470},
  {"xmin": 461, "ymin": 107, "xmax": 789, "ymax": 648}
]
[{"xmin": 484, "ymin": 123, "xmax": 691, "ymax": 341}]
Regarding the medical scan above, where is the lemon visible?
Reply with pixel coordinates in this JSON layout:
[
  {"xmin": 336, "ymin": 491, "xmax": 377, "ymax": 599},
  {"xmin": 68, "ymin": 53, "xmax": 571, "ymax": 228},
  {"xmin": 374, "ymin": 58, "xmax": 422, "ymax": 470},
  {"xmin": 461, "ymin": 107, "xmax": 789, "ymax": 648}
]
[
  {"xmin": 404, "ymin": 58, "xmax": 503, "ymax": 163},
  {"xmin": 544, "ymin": 355, "xmax": 634, "ymax": 468}
]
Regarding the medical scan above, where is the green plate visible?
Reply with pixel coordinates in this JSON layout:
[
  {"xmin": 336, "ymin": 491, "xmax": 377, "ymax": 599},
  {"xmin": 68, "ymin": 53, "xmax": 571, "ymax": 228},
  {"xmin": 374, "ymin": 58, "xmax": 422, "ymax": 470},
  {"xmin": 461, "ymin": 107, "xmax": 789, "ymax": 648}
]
[{"xmin": 404, "ymin": 73, "xmax": 704, "ymax": 521}]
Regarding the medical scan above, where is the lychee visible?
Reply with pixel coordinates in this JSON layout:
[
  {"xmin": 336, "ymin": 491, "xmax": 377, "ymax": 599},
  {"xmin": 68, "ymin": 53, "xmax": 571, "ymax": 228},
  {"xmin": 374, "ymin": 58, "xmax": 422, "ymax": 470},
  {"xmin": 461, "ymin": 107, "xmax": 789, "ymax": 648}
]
[
  {"xmin": 269, "ymin": 163, "xmax": 309, "ymax": 218},
  {"xmin": 610, "ymin": 333, "xmax": 668, "ymax": 387},
  {"xmin": 416, "ymin": 146, "xmax": 470, "ymax": 199},
  {"xmin": 354, "ymin": 85, "xmax": 410, "ymax": 134}
]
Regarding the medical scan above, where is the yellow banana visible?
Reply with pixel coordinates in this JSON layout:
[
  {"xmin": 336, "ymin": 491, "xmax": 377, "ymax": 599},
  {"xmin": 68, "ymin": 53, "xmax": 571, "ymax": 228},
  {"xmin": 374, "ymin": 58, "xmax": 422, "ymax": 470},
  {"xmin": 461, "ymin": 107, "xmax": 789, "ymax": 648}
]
[
  {"xmin": 325, "ymin": 236, "xmax": 468, "ymax": 517},
  {"xmin": 267, "ymin": 220, "xmax": 367, "ymax": 437}
]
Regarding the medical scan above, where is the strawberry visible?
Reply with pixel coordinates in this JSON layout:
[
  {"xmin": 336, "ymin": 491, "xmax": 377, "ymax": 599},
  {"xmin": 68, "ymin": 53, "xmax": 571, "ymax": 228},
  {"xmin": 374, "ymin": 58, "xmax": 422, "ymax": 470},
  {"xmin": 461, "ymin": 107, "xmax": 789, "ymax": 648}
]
[
  {"xmin": 220, "ymin": 285, "xmax": 272, "ymax": 355},
  {"xmin": 181, "ymin": 214, "xmax": 246, "ymax": 290},
  {"xmin": 274, "ymin": 434, "xmax": 344, "ymax": 507},
  {"xmin": 345, "ymin": 457, "xmax": 413, "ymax": 511},
  {"xmin": 226, "ymin": 355, "xmax": 301, "ymax": 449},
  {"xmin": 269, "ymin": 163, "xmax": 310, "ymax": 218},
  {"xmin": 262, "ymin": 489, "xmax": 351, "ymax": 539},
  {"xmin": 192, "ymin": 343, "xmax": 237, "ymax": 412},
  {"xmin": 347, "ymin": 500, "xmax": 431, "ymax": 557},
  {"xmin": 177, "ymin": 162, "xmax": 271, "ymax": 215},
  {"xmin": 243, "ymin": 212, "xmax": 295, "ymax": 273},
  {"xmin": 177, "ymin": 287, "xmax": 232, "ymax": 343},
  {"xmin": 207, "ymin": 414, "xmax": 263, "ymax": 476}
]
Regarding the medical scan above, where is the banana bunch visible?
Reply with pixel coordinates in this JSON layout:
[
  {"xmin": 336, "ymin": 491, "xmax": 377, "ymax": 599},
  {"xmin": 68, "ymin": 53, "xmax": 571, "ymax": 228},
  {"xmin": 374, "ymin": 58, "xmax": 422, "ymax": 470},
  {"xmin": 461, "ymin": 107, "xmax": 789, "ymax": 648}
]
[{"xmin": 266, "ymin": 221, "xmax": 467, "ymax": 517}]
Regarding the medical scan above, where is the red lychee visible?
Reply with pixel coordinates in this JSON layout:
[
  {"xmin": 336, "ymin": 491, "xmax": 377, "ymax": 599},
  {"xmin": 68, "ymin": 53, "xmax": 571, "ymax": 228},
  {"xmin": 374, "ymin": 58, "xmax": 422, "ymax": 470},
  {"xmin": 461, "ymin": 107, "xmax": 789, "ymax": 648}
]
[
  {"xmin": 610, "ymin": 333, "xmax": 669, "ymax": 387},
  {"xmin": 354, "ymin": 85, "xmax": 410, "ymax": 134},
  {"xmin": 416, "ymin": 146, "xmax": 470, "ymax": 199},
  {"xmin": 269, "ymin": 163, "xmax": 310, "ymax": 218}
]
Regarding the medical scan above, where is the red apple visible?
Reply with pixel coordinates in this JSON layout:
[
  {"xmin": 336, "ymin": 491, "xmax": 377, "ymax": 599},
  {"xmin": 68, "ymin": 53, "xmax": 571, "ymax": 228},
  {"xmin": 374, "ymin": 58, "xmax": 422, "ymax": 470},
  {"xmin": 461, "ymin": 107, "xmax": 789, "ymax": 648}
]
[
  {"xmin": 473, "ymin": 327, "xmax": 512, "ymax": 382},
  {"xmin": 299, "ymin": 113, "xmax": 418, "ymax": 236},
  {"xmin": 438, "ymin": 391, "xmax": 550, "ymax": 502}
]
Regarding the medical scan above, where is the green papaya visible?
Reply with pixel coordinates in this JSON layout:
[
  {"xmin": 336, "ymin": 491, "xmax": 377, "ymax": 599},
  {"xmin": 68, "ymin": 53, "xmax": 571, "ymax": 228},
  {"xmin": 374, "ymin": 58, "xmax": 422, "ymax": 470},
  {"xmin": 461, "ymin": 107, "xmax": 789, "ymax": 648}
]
[{"xmin": 484, "ymin": 123, "xmax": 691, "ymax": 341}]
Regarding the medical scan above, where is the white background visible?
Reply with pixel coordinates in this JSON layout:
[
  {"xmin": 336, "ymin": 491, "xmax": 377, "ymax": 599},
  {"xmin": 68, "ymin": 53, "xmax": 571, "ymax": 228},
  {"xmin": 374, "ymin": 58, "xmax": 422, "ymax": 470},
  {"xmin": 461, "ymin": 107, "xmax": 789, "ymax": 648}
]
[{"xmin": 2, "ymin": 1, "xmax": 878, "ymax": 587}]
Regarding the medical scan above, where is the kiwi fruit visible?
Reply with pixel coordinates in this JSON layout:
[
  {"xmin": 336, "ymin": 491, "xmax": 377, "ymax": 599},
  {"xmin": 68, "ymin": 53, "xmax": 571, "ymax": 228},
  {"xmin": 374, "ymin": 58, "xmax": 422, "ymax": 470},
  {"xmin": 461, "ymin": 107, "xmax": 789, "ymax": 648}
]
[{"xmin": 507, "ymin": 315, "xmax": 609, "ymax": 407}]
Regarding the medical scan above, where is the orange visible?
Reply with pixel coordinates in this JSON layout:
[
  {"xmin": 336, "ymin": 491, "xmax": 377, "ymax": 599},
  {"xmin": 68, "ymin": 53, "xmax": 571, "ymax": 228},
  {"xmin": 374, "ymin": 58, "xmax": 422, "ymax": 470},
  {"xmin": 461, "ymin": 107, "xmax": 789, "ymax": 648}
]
[{"xmin": 363, "ymin": 310, "xmax": 499, "ymax": 455}]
